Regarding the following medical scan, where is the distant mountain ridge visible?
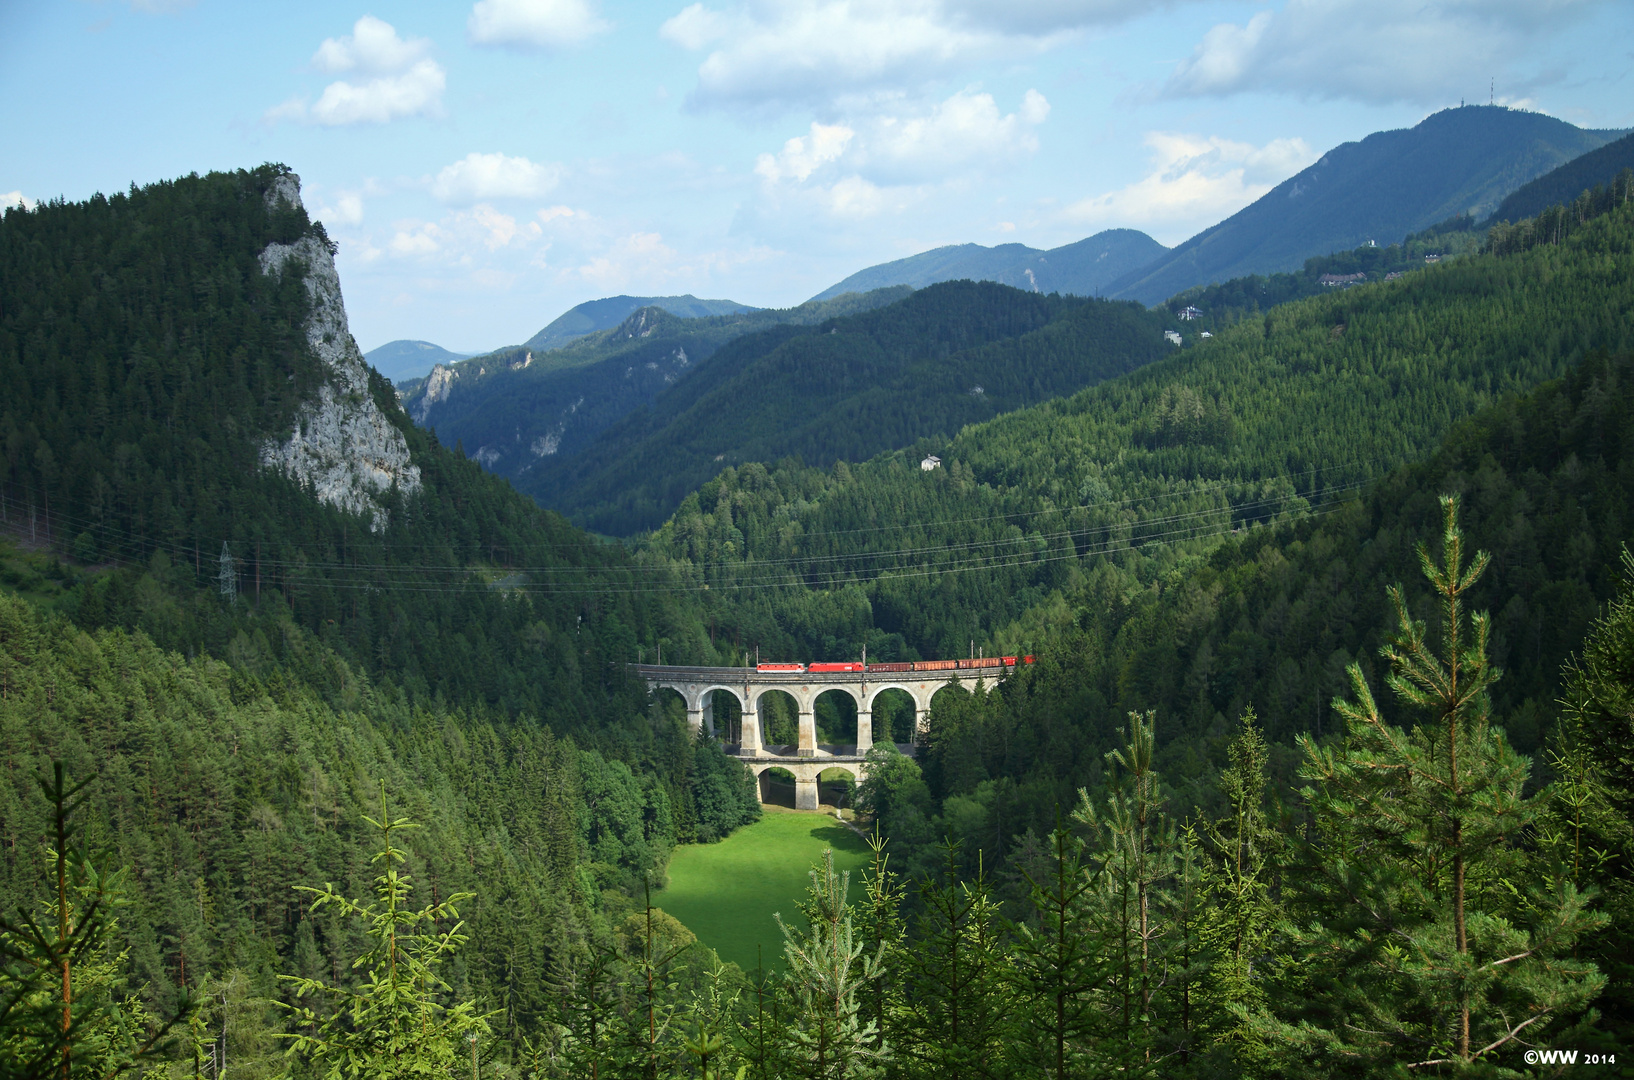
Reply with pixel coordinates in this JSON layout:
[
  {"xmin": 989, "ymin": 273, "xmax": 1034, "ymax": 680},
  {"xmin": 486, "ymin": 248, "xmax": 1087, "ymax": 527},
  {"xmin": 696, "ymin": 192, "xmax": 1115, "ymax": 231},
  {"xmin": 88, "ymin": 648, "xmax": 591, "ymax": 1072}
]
[
  {"xmin": 810, "ymin": 228, "xmax": 1167, "ymax": 303},
  {"xmin": 397, "ymin": 287, "xmax": 915, "ymax": 486},
  {"xmin": 526, "ymin": 294, "xmax": 757, "ymax": 352},
  {"xmin": 521, "ymin": 281, "xmax": 1175, "ymax": 535},
  {"xmin": 364, "ymin": 339, "xmax": 475, "ymax": 382},
  {"xmin": 1107, "ymin": 105, "xmax": 1624, "ymax": 304}
]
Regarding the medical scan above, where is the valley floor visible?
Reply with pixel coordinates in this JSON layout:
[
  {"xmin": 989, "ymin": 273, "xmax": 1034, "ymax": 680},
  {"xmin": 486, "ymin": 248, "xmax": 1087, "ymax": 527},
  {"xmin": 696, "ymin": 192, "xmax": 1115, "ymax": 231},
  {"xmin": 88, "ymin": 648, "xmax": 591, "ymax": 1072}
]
[{"xmin": 659, "ymin": 807, "xmax": 870, "ymax": 972}]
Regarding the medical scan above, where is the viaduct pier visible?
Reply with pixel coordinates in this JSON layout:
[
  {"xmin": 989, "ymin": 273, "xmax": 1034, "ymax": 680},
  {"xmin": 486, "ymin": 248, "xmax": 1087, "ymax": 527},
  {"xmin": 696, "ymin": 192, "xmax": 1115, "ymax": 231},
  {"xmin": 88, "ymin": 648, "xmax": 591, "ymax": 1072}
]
[{"xmin": 635, "ymin": 662, "xmax": 1015, "ymax": 810}]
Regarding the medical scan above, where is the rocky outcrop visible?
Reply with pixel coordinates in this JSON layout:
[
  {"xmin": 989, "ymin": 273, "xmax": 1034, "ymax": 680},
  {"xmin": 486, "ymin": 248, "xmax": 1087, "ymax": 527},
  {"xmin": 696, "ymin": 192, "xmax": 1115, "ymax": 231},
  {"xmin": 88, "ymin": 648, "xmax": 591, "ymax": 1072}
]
[
  {"xmin": 257, "ymin": 174, "xmax": 421, "ymax": 531},
  {"xmin": 414, "ymin": 363, "xmax": 457, "ymax": 423}
]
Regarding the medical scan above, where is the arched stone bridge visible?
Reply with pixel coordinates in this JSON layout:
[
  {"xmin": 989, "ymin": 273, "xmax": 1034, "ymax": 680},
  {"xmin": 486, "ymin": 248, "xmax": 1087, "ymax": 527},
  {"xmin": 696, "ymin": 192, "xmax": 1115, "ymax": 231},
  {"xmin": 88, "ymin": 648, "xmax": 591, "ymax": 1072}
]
[{"xmin": 634, "ymin": 663, "xmax": 1005, "ymax": 810}]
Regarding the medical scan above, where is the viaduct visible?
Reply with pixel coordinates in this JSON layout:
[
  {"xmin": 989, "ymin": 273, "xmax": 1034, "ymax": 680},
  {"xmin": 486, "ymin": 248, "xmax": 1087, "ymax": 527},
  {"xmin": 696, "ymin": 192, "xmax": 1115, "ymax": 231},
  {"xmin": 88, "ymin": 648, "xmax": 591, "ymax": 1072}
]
[{"xmin": 635, "ymin": 663, "xmax": 1005, "ymax": 810}]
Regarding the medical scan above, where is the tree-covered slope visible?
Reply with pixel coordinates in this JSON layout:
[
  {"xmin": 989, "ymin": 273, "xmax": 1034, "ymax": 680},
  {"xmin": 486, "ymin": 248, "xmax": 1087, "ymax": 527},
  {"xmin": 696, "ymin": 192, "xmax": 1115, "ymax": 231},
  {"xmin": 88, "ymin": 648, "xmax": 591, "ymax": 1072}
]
[
  {"xmin": 1490, "ymin": 130, "xmax": 1634, "ymax": 224},
  {"xmin": 645, "ymin": 193, "xmax": 1634, "ymax": 665},
  {"xmin": 524, "ymin": 282, "xmax": 1174, "ymax": 535},
  {"xmin": 1108, "ymin": 105, "xmax": 1621, "ymax": 304},
  {"xmin": 0, "ymin": 162, "xmax": 785, "ymax": 1067},
  {"xmin": 808, "ymin": 228, "xmax": 1167, "ymax": 302},
  {"xmin": 0, "ymin": 163, "xmax": 762, "ymax": 731}
]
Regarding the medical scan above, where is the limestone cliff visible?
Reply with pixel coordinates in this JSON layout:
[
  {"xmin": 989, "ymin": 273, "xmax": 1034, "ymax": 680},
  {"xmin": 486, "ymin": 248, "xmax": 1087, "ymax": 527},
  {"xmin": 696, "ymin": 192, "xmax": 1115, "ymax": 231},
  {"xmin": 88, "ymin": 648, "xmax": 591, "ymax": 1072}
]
[{"xmin": 257, "ymin": 176, "xmax": 421, "ymax": 530}]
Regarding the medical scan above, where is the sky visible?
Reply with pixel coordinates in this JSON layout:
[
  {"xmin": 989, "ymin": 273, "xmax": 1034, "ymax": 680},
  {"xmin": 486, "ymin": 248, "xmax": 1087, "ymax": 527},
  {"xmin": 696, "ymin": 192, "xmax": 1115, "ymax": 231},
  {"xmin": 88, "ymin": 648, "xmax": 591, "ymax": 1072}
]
[{"xmin": 3, "ymin": 1, "xmax": 1631, "ymax": 354}]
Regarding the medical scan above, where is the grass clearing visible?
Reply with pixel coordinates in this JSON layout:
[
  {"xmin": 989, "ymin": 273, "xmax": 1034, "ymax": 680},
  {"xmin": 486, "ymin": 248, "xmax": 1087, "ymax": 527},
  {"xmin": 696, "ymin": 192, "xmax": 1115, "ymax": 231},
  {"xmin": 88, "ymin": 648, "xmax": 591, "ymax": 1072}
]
[{"xmin": 659, "ymin": 806, "xmax": 870, "ymax": 973}]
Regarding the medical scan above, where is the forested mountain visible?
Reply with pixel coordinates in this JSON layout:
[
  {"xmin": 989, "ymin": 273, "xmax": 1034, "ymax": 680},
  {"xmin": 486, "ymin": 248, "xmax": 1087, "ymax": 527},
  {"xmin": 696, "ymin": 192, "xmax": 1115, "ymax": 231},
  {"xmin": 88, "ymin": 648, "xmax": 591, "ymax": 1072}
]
[
  {"xmin": 363, "ymin": 338, "xmax": 474, "ymax": 381},
  {"xmin": 397, "ymin": 287, "xmax": 912, "ymax": 489},
  {"xmin": 524, "ymin": 283, "xmax": 1175, "ymax": 535},
  {"xmin": 524, "ymin": 293, "xmax": 757, "ymax": 352},
  {"xmin": 645, "ymin": 189, "xmax": 1634, "ymax": 670},
  {"xmin": 1156, "ymin": 212, "xmax": 1486, "ymax": 335},
  {"xmin": 1489, "ymin": 129, "xmax": 1634, "ymax": 223},
  {"xmin": 1107, "ymin": 105, "xmax": 1622, "ymax": 304},
  {"xmin": 808, "ymin": 228, "xmax": 1167, "ymax": 302}
]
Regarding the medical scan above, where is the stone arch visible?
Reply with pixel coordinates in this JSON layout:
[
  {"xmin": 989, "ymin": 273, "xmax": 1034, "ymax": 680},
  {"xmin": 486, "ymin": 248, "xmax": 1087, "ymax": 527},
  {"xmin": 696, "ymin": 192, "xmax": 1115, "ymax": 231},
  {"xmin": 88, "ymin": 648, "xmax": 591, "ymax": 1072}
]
[
  {"xmin": 812, "ymin": 687, "xmax": 860, "ymax": 748},
  {"xmin": 651, "ymin": 685, "xmax": 689, "ymax": 729},
  {"xmin": 754, "ymin": 688, "xmax": 802, "ymax": 753},
  {"xmin": 694, "ymin": 685, "xmax": 745, "ymax": 741},
  {"xmin": 920, "ymin": 677, "xmax": 988, "ymax": 739},
  {"xmin": 817, "ymin": 765, "xmax": 858, "ymax": 808},
  {"xmin": 864, "ymin": 686, "xmax": 919, "ymax": 746},
  {"xmin": 756, "ymin": 765, "xmax": 797, "ymax": 808}
]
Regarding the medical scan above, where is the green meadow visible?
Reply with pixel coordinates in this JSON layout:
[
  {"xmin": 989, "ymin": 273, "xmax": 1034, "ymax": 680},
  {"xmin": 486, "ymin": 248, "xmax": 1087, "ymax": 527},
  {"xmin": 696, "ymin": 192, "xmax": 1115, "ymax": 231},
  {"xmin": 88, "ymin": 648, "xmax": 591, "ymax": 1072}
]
[{"xmin": 659, "ymin": 807, "xmax": 871, "ymax": 972}]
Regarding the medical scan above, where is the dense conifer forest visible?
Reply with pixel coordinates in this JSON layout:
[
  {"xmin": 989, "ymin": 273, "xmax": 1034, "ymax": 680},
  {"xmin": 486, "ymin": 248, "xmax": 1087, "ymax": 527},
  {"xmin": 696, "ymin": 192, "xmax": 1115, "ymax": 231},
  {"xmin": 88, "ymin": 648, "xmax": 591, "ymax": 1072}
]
[{"xmin": 2, "ymin": 164, "xmax": 1633, "ymax": 1078}]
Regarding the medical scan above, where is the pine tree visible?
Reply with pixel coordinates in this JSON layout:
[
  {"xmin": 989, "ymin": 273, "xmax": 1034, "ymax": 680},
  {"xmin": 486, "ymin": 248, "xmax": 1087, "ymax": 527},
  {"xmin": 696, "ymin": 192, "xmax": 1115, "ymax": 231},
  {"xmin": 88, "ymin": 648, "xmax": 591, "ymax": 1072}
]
[
  {"xmin": 1199, "ymin": 709, "xmax": 1281, "ymax": 1062},
  {"xmin": 1073, "ymin": 710, "xmax": 1173, "ymax": 1075},
  {"xmin": 279, "ymin": 782, "xmax": 491, "ymax": 1080},
  {"xmin": 775, "ymin": 849, "xmax": 887, "ymax": 1080},
  {"xmin": 1550, "ymin": 545, "xmax": 1634, "ymax": 1045},
  {"xmin": 0, "ymin": 763, "xmax": 189, "ymax": 1080},
  {"xmin": 896, "ymin": 843, "xmax": 1010, "ymax": 1080},
  {"xmin": 853, "ymin": 829, "xmax": 905, "ymax": 1058},
  {"xmin": 1261, "ymin": 496, "xmax": 1606, "ymax": 1072},
  {"xmin": 1005, "ymin": 823, "xmax": 1101, "ymax": 1080}
]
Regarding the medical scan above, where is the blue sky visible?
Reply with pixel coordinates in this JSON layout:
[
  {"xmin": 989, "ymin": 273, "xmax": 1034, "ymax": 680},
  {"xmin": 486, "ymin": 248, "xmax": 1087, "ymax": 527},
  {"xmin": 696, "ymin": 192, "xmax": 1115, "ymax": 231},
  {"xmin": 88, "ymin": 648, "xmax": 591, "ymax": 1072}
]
[{"xmin": 3, "ymin": 0, "xmax": 1630, "ymax": 353}]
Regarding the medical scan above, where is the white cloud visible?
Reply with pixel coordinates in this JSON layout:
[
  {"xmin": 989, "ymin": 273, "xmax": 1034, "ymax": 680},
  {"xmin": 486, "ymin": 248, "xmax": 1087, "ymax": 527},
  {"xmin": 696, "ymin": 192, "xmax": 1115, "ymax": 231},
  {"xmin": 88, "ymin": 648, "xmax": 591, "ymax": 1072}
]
[
  {"xmin": 1065, "ymin": 131, "xmax": 1316, "ymax": 239},
  {"xmin": 1165, "ymin": 0, "xmax": 1609, "ymax": 105},
  {"xmin": 753, "ymin": 88, "xmax": 1049, "ymax": 194},
  {"xmin": 573, "ymin": 231, "xmax": 679, "ymax": 287},
  {"xmin": 755, "ymin": 123, "xmax": 855, "ymax": 183},
  {"xmin": 864, "ymin": 88, "xmax": 1048, "ymax": 182},
  {"xmin": 469, "ymin": 0, "xmax": 609, "ymax": 48},
  {"xmin": 313, "ymin": 15, "xmax": 430, "ymax": 73},
  {"xmin": 432, "ymin": 152, "xmax": 563, "ymax": 203},
  {"xmin": 385, "ymin": 205, "xmax": 538, "ymax": 260},
  {"xmin": 824, "ymin": 176, "xmax": 888, "ymax": 218},
  {"xmin": 2, "ymin": 191, "xmax": 35, "ymax": 212},
  {"xmin": 390, "ymin": 227, "xmax": 442, "ymax": 257},
  {"xmin": 659, "ymin": 3, "xmax": 731, "ymax": 50},
  {"xmin": 309, "ymin": 61, "xmax": 446, "ymax": 124},
  {"xmin": 662, "ymin": 0, "xmax": 1186, "ymax": 110},
  {"xmin": 267, "ymin": 18, "xmax": 446, "ymax": 126},
  {"xmin": 316, "ymin": 192, "xmax": 365, "ymax": 226}
]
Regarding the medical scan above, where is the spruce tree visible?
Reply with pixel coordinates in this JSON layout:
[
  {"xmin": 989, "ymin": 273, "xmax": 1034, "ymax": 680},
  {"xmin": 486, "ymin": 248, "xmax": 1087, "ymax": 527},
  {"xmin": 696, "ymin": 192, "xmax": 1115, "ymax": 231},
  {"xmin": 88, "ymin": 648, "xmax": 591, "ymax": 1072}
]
[
  {"xmin": 279, "ymin": 782, "xmax": 492, "ymax": 1080},
  {"xmin": 776, "ymin": 849, "xmax": 887, "ymax": 1080},
  {"xmin": 1551, "ymin": 545, "xmax": 1634, "ymax": 1044},
  {"xmin": 1072, "ymin": 710, "xmax": 1174, "ymax": 1075},
  {"xmin": 1199, "ymin": 709, "xmax": 1281, "ymax": 1062},
  {"xmin": 853, "ymin": 830, "xmax": 906, "ymax": 1059},
  {"xmin": 0, "ymin": 763, "xmax": 189, "ymax": 1080},
  {"xmin": 1005, "ymin": 823, "xmax": 1101, "ymax": 1080},
  {"xmin": 896, "ymin": 843, "xmax": 1010, "ymax": 1080},
  {"xmin": 1261, "ymin": 496, "xmax": 1606, "ymax": 1072}
]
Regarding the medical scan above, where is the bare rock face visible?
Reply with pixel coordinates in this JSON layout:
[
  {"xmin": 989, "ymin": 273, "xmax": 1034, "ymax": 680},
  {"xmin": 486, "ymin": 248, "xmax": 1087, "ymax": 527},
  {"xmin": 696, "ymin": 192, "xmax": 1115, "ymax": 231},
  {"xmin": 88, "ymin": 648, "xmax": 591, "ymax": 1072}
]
[
  {"xmin": 414, "ymin": 363, "xmax": 457, "ymax": 423},
  {"xmin": 257, "ymin": 174, "xmax": 421, "ymax": 531}
]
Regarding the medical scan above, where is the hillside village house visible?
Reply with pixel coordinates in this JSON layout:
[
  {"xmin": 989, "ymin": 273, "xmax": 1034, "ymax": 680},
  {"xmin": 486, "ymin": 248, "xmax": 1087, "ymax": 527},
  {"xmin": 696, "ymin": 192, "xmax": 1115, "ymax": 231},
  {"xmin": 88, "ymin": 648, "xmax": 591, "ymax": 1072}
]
[{"xmin": 921, "ymin": 455, "xmax": 941, "ymax": 471}]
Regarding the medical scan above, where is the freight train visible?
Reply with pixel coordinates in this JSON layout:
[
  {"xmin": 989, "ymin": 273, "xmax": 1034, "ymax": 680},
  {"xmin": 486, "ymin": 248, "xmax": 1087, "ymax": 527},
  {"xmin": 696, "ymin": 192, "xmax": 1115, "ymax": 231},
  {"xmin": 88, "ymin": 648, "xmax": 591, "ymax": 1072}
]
[{"xmin": 755, "ymin": 656, "xmax": 1034, "ymax": 674}]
